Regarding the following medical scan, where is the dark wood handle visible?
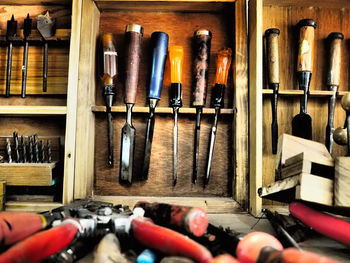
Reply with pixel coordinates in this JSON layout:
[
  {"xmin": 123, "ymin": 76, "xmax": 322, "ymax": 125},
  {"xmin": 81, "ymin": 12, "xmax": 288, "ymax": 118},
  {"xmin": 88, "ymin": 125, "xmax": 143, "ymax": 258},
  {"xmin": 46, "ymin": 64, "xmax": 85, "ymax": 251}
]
[
  {"xmin": 327, "ymin": 32, "xmax": 343, "ymax": 86},
  {"xmin": 265, "ymin": 28, "xmax": 280, "ymax": 84},
  {"xmin": 192, "ymin": 29, "xmax": 211, "ymax": 107},
  {"xmin": 125, "ymin": 25, "xmax": 143, "ymax": 104},
  {"xmin": 297, "ymin": 19, "xmax": 317, "ymax": 72}
]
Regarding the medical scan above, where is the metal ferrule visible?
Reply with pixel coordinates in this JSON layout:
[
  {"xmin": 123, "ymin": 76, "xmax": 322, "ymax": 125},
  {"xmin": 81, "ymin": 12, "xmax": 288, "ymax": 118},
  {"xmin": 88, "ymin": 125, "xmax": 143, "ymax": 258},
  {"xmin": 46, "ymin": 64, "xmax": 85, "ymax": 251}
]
[
  {"xmin": 194, "ymin": 29, "xmax": 212, "ymax": 37},
  {"xmin": 211, "ymin": 83, "xmax": 225, "ymax": 108},
  {"xmin": 149, "ymin": 98, "xmax": 158, "ymax": 110},
  {"xmin": 103, "ymin": 85, "xmax": 115, "ymax": 110},
  {"xmin": 170, "ymin": 83, "xmax": 182, "ymax": 108},
  {"xmin": 126, "ymin": 104, "xmax": 133, "ymax": 125},
  {"xmin": 125, "ymin": 24, "xmax": 144, "ymax": 35}
]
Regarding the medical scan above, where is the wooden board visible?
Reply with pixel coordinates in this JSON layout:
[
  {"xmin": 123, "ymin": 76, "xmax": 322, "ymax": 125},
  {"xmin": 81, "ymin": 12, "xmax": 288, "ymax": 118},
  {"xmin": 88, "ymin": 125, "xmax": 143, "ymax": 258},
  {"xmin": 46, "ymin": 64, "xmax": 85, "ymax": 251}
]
[
  {"xmin": 281, "ymin": 158, "xmax": 334, "ymax": 179},
  {"xmin": 334, "ymin": 157, "xmax": 350, "ymax": 207}
]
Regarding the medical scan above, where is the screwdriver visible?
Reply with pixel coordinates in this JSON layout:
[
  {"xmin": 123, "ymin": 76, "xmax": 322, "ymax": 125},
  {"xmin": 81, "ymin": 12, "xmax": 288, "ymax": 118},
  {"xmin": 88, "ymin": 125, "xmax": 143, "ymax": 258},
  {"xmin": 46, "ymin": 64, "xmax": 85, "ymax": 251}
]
[
  {"xmin": 204, "ymin": 48, "xmax": 232, "ymax": 187},
  {"xmin": 192, "ymin": 29, "xmax": 212, "ymax": 184},
  {"xmin": 5, "ymin": 15, "xmax": 17, "ymax": 97},
  {"xmin": 141, "ymin": 32, "xmax": 169, "ymax": 180},
  {"xmin": 21, "ymin": 14, "xmax": 32, "ymax": 98},
  {"xmin": 169, "ymin": 45, "xmax": 184, "ymax": 186}
]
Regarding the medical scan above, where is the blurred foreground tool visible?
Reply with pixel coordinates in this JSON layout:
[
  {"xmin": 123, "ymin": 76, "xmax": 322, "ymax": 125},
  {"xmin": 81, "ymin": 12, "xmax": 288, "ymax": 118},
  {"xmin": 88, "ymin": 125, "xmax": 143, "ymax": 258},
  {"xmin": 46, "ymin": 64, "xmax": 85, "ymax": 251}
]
[
  {"xmin": 120, "ymin": 24, "xmax": 143, "ymax": 184},
  {"xmin": 134, "ymin": 201, "xmax": 208, "ymax": 237},
  {"xmin": 265, "ymin": 28, "xmax": 280, "ymax": 154},
  {"xmin": 21, "ymin": 14, "xmax": 32, "ymax": 98},
  {"xmin": 99, "ymin": 33, "xmax": 118, "ymax": 167},
  {"xmin": 168, "ymin": 45, "xmax": 184, "ymax": 186},
  {"xmin": 5, "ymin": 15, "xmax": 17, "ymax": 97},
  {"xmin": 205, "ymin": 47, "xmax": 232, "ymax": 186},
  {"xmin": 142, "ymin": 32, "xmax": 169, "ymax": 180},
  {"xmin": 37, "ymin": 11, "xmax": 56, "ymax": 92},
  {"xmin": 292, "ymin": 19, "xmax": 317, "ymax": 139},
  {"xmin": 137, "ymin": 249, "xmax": 157, "ymax": 263},
  {"xmin": 192, "ymin": 29, "xmax": 212, "ymax": 184},
  {"xmin": 325, "ymin": 33, "xmax": 343, "ymax": 153}
]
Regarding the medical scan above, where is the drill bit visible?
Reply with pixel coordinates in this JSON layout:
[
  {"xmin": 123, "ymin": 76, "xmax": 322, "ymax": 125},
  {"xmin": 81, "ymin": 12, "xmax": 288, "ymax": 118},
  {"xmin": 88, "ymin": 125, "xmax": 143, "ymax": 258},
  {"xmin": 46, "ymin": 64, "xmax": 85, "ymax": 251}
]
[
  {"xmin": 13, "ymin": 131, "xmax": 20, "ymax": 163},
  {"xmin": 33, "ymin": 135, "xmax": 39, "ymax": 163},
  {"xmin": 6, "ymin": 138, "xmax": 12, "ymax": 163},
  {"xmin": 28, "ymin": 135, "xmax": 33, "ymax": 163},
  {"xmin": 21, "ymin": 136, "xmax": 27, "ymax": 163},
  {"xmin": 40, "ymin": 140, "xmax": 45, "ymax": 163},
  {"xmin": 21, "ymin": 14, "xmax": 32, "ymax": 98},
  {"xmin": 5, "ymin": 15, "xmax": 17, "ymax": 97},
  {"xmin": 47, "ymin": 140, "xmax": 52, "ymax": 163}
]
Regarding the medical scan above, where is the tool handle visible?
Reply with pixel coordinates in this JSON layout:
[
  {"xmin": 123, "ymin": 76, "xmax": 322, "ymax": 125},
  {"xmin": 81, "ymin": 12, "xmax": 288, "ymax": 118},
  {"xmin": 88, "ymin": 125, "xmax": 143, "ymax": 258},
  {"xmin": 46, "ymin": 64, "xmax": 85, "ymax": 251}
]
[
  {"xmin": 327, "ymin": 32, "xmax": 343, "ymax": 86},
  {"xmin": 192, "ymin": 29, "xmax": 212, "ymax": 107},
  {"xmin": 265, "ymin": 28, "xmax": 280, "ymax": 84},
  {"xmin": 148, "ymin": 32, "xmax": 169, "ymax": 99},
  {"xmin": 169, "ymin": 45, "xmax": 184, "ymax": 107},
  {"xmin": 125, "ymin": 24, "xmax": 143, "ymax": 104},
  {"xmin": 131, "ymin": 217, "xmax": 213, "ymax": 263},
  {"xmin": 100, "ymin": 33, "xmax": 118, "ymax": 85},
  {"xmin": 297, "ymin": 19, "xmax": 316, "ymax": 72}
]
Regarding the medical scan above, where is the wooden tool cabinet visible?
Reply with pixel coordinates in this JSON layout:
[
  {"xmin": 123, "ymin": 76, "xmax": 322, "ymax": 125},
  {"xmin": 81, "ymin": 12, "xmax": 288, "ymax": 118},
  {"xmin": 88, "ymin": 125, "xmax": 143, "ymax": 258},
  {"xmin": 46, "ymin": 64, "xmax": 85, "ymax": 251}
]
[{"xmin": 2, "ymin": 0, "xmax": 349, "ymax": 216}]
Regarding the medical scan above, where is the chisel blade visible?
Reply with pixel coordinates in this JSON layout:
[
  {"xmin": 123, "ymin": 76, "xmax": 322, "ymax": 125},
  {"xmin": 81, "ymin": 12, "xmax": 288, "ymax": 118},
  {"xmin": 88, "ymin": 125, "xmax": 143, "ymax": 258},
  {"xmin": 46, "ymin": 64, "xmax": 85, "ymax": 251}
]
[
  {"xmin": 173, "ymin": 108, "xmax": 179, "ymax": 186},
  {"xmin": 142, "ymin": 110, "xmax": 155, "ymax": 181},
  {"xmin": 292, "ymin": 113, "xmax": 312, "ymax": 140},
  {"xmin": 193, "ymin": 109, "xmax": 201, "ymax": 184},
  {"xmin": 120, "ymin": 123, "xmax": 136, "ymax": 184}
]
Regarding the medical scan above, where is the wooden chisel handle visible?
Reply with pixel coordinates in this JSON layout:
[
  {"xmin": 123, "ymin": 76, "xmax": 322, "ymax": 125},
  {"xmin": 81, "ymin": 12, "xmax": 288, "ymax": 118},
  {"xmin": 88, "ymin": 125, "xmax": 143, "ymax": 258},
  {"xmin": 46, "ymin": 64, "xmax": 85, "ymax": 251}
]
[
  {"xmin": 192, "ymin": 29, "xmax": 212, "ymax": 107},
  {"xmin": 297, "ymin": 19, "xmax": 316, "ymax": 73},
  {"xmin": 169, "ymin": 45, "xmax": 184, "ymax": 107},
  {"xmin": 265, "ymin": 28, "xmax": 280, "ymax": 85},
  {"xmin": 327, "ymin": 32, "xmax": 343, "ymax": 87},
  {"xmin": 125, "ymin": 24, "xmax": 143, "ymax": 104}
]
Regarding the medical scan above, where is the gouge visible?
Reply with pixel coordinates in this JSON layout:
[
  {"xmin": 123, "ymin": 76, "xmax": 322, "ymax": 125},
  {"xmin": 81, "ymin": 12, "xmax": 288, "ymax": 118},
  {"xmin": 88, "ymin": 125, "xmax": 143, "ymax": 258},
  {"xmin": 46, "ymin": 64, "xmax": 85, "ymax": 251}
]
[
  {"xmin": 265, "ymin": 28, "xmax": 280, "ymax": 154},
  {"xmin": 192, "ymin": 29, "xmax": 212, "ymax": 184},
  {"xmin": 169, "ymin": 45, "xmax": 184, "ymax": 186},
  {"xmin": 99, "ymin": 33, "xmax": 118, "ymax": 167},
  {"xmin": 120, "ymin": 24, "xmax": 143, "ymax": 184},
  {"xmin": 5, "ymin": 15, "xmax": 17, "ymax": 97},
  {"xmin": 141, "ymin": 32, "xmax": 169, "ymax": 180},
  {"xmin": 325, "ymin": 32, "xmax": 343, "ymax": 154},
  {"xmin": 204, "ymin": 48, "xmax": 232, "ymax": 187},
  {"xmin": 21, "ymin": 14, "xmax": 32, "ymax": 98},
  {"xmin": 292, "ymin": 19, "xmax": 317, "ymax": 139}
]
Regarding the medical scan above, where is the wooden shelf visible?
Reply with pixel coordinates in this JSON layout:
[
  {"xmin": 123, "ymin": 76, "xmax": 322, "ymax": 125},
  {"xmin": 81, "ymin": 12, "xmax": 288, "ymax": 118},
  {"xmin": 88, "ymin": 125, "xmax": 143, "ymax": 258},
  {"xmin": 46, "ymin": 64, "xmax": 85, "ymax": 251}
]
[
  {"xmin": 5, "ymin": 201, "xmax": 62, "ymax": 212},
  {"xmin": 262, "ymin": 89, "xmax": 348, "ymax": 97},
  {"xmin": 92, "ymin": 106, "xmax": 234, "ymax": 115},
  {"xmin": 0, "ymin": 106, "xmax": 67, "ymax": 115}
]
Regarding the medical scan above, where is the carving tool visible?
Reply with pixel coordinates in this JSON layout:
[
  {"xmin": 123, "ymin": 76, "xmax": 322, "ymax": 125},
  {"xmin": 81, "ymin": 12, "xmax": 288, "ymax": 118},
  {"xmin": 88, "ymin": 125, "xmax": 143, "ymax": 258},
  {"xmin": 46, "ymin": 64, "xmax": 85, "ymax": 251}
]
[
  {"xmin": 204, "ymin": 48, "xmax": 232, "ymax": 187},
  {"xmin": 325, "ymin": 32, "xmax": 343, "ymax": 153},
  {"xmin": 21, "ymin": 14, "xmax": 32, "ymax": 98},
  {"xmin": 192, "ymin": 29, "xmax": 212, "ymax": 184},
  {"xmin": 120, "ymin": 24, "xmax": 143, "ymax": 184},
  {"xmin": 169, "ymin": 45, "xmax": 184, "ymax": 186},
  {"xmin": 13, "ymin": 131, "xmax": 20, "ymax": 163},
  {"xmin": 141, "ymin": 32, "xmax": 169, "ymax": 180},
  {"xmin": 292, "ymin": 19, "xmax": 317, "ymax": 139},
  {"xmin": 47, "ymin": 140, "xmax": 52, "ymax": 163},
  {"xmin": 5, "ymin": 15, "xmax": 17, "ymax": 97},
  {"xmin": 37, "ymin": 11, "xmax": 55, "ymax": 92},
  {"xmin": 99, "ymin": 33, "xmax": 117, "ymax": 167},
  {"xmin": 6, "ymin": 138, "xmax": 12, "ymax": 163},
  {"xmin": 21, "ymin": 136, "xmax": 27, "ymax": 163},
  {"xmin": 265, "ymin": 28, "xmax": 280, "ymax": 154}
]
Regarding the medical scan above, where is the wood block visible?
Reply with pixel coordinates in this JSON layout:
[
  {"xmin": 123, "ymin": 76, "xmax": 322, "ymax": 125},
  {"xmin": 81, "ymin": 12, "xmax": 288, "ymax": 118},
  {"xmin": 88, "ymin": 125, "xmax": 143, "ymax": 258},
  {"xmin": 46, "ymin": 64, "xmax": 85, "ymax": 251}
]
[
  {"xmin": 334, "ymin": 157, "xmax": 350, "ymax": 207},
  {"xmin": 259, "ymin": 173, "xmax": 333, "ymax": 206},
  {"xmin": 281, "ymin": 155, "xmax": 334, "ymax": 179},
  {"xmin": 0, "ymin": 162, "xmax": 56, "ymax": 186},
  {"xmin": 276, "ymin": 134, "xmax": 334, "ymax": 171}
]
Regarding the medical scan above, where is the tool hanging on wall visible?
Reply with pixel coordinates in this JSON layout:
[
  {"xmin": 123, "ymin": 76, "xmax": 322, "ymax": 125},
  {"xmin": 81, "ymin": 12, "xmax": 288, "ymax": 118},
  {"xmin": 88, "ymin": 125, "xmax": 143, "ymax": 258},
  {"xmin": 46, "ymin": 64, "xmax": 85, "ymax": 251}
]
[
  {"xmin": 99, "ymin": 33, "xmax": 117, "ymax": 167},
  {"xmin": 169, "ymin": 45, "xmax": 184, "ymax": 186},
  {"xmin": 5, "ymin": 15, "xmax": 17, "ymax": 97},
  {"xmin": 192, "ymin": 29, "xmax": 212, "ymax": 184},
  {"xmin": 265, "ymin": 28, "xmax": 280, "ymax": 154},
  {"xmin": 120, "ymin": 24, "xmax": 143, "ymax": 184},
  {"xmin": 37, "ymin": 11, "xmax": 56, "ymax": 92},
  {"xmin": 325, "ymin": 32, "xmax": 343, "ymax": 154},
  {"xmin": 292, "ymin": 19, "xmax": 317, "ymax": 140},
  {"xmin": 205, "ymin": 48, "xmax": 232, "ymax": 187},
  {"xmin": 21, "ymin": 14, "xmax": 32, "ymax": 98},
  {"xmin": 141, "ymin": 32, "xmax": 169, "ymax": 180}
]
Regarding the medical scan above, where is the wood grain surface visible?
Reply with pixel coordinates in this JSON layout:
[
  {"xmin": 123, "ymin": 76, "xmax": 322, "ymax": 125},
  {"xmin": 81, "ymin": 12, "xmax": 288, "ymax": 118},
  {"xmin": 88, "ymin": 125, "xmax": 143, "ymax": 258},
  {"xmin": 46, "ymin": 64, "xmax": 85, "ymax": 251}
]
[{"xmin": 262, "ymin": 5, "xmax": 349, "ymax": 205}]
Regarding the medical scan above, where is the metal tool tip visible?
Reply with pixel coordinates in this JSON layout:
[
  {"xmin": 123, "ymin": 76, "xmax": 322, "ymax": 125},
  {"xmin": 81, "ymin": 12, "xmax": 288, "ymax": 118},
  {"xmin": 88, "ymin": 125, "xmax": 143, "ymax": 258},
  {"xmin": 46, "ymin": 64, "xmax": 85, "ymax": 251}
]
[
  {"xmin": 26, "ymin": 14, "xmax": 30, "ymax": 18},
  {"xmin": 173, "ymin": 179, "xmax": 177, "ymax": 186},
  {"xmin": 11, "ymin": 15, "xmax": 14, "ymax": 20}
]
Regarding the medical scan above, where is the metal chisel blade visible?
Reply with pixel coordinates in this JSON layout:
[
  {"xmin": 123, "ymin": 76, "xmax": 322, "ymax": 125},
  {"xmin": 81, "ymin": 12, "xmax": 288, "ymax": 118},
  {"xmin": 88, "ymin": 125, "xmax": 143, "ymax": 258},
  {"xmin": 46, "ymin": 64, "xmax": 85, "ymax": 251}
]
[
  {"xmin": 120, "ymin": 124, "xmax": 135, "ymax": 184},
  {"xmin": 142, "ymin": 111, "xmax": 155, "ymax": 180},
  {"xmin": 173, "ymin": 108, "xmax": 179, "ymax": 186},
  {"xmin": 193, "ymin": 108, "xmax": 201, "ymax": 184}
]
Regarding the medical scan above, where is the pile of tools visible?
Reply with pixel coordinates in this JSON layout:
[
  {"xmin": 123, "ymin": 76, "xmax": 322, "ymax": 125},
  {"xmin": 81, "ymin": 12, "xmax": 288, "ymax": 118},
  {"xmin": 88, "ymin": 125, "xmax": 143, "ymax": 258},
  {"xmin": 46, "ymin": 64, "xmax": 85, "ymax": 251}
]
[
  {"xmin": 265, "ymin": 19, "xmax": 345, "ymax": 155},
  {"xmin": 2, "ymin": 12, "xmax": 56, "ymax": 97},
  {"xmin": 100, "ymin": 25, "xmax": 232, "ymax": 187},
  {"xmin": 2, "ymin": 132, "xmax": 52, "ymax": 164}
]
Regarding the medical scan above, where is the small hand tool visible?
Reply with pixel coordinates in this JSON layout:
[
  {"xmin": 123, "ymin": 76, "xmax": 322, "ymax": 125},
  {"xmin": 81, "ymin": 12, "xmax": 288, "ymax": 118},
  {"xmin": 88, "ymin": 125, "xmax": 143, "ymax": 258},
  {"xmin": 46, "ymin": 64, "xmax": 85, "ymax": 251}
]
[
  {"xmin": 40, "ymin": 140, "xmax": 46, "ymax": 163},
  {"xmin": 141, "ymin": 32, "xmax": 169, "ymax": 180},
  {"xmin": 13, "ymin": 131, "xmax": 20, "ymax": 163},
  {"xmin": 47, "ymin": 140, "xmax": 52, "ymax": 163},
  {"xmin": 325, "ymin": 32, "xmax": 343, "ymax": 153},
  {"xmin": 5, "ymin": 15, "xmax": 17, "ymax": 97},
  {"xmin": 204, "ymin": 48, "xmax": 232, "ymax": 187},
  {"xmin": 21, "ymin": 136, "xmax": 27, "ymax": 163},
  {"xmin": 28, "ymin": 135, "xmax": 33, "ymax": 163},
  {"xmin": 33, "ymin": 134, "xmax": 39, "ymax": 163},
  {"xmin": 37, "ymin": 11, "xmax": 56, "ymax": 92},
  {"xmin": 192, "ymin": 29, "xmax": 212, "ymax": 184},
  {"xmin": 99, "ymin": 33, "xmax": 118, "ymax": 167},
  {"xmin": 169, "ymin": 45, "xmax": 184, "ymax": 186},
  {"xmin": 292, "ymin": 19, "xmax": 317, "ymax": 139},
  {"xmin": 6, "ymin": 138, "xmax": 12, "ymax": 163},
  {"xmin": 265, "ymin": 28, "xmax": 280, "ymax": 154},
  {"xmin": 341, "ymin": 93, "xmax": 350, "ymax": 155},
  {"xmin": 120, "ymin": 24, "xmax": 143, "ymax": 184},
  {"xmin": 21, "ymin": 14, "xmax": 32, "ymax": 98}
]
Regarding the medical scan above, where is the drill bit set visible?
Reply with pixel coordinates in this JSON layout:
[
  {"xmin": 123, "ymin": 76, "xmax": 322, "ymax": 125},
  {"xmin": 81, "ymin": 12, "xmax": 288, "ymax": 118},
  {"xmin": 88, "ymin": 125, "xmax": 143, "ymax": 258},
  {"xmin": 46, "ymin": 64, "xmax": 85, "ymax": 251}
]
[
  {"xmin": 2, "ymin": 132, "xmax": 52, "ymax": 164},
  {"xmin": 100, "ymin": 26, "xmax": 232, "ymax": 188}
]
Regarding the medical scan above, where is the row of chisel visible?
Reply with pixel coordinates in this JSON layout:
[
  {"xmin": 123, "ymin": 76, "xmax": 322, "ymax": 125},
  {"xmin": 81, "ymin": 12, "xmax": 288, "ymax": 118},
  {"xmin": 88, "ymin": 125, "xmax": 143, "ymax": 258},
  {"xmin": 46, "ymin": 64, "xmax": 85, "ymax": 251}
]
[
  {"xmin": 4, "ymin": 132, "xmax": 52, "ymax": 163},
  {"xmin": 100, "ymin": 25, "xmax": 232, "ymax": 187},
  {"xmin": 3, "ymin": 12, "xmax": 55, "ymax": 97}
]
